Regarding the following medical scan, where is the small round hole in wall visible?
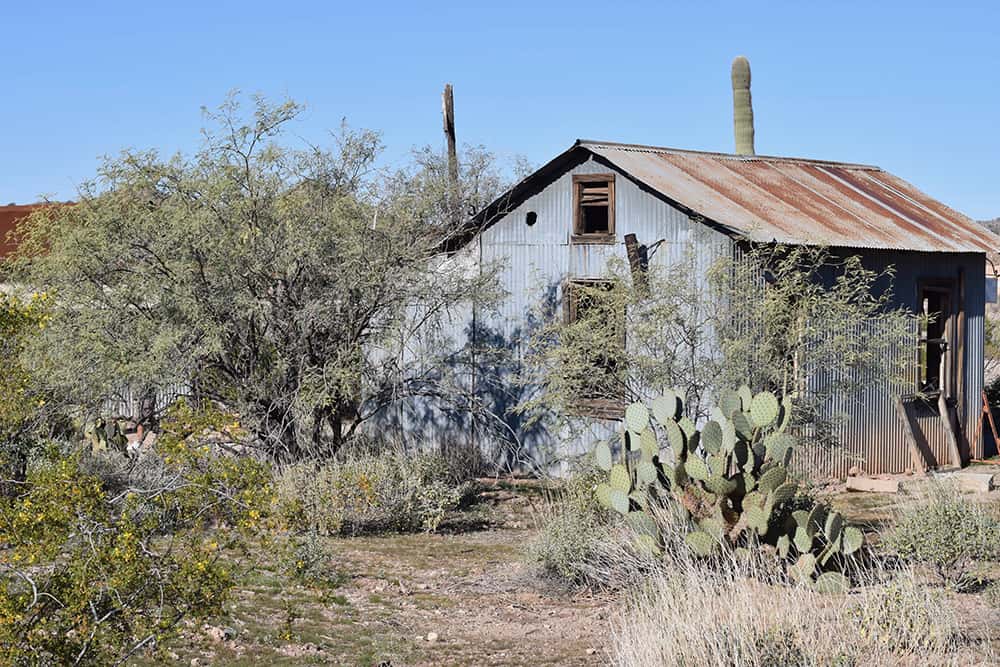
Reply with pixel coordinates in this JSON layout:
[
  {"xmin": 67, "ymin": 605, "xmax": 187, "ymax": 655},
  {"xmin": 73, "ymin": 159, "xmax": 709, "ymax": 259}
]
[{"xmin": 525, "ymin": 211, "xmax": 538, "ymax": 226}]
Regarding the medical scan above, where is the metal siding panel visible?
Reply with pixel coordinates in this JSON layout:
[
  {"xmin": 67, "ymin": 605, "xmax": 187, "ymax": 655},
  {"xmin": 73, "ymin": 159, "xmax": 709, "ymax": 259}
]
[
  {"xmin": 471, "ymin": 157, "xmax": 730, "ymax": 470},
  {"xmin": 796, "ymin": 250, "xmax": 987, "ymax": 478}
]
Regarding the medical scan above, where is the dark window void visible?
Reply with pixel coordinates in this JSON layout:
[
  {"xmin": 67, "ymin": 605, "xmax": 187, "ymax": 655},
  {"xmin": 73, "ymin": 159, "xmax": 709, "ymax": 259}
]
[
  {"xmin": 564, "ymin": 279, "xmax": 624, "ymax": 415},
  {"xmin": 525, "ymin": 211, "xmax": 537, "ymax": 226},
  {"xmin": 573, "ymin": 174, "xmax": 615, "ymax": 240},
  {"xmin": 918, "ymin": 287, "xmax": 951, "ymax": 394}
]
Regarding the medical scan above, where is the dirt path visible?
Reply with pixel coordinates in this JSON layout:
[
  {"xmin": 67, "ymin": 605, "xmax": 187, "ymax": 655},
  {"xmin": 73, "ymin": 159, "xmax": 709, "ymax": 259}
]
[{"xmin": 160, "ymin": 489, "xmax": 612, "ymax": 666}]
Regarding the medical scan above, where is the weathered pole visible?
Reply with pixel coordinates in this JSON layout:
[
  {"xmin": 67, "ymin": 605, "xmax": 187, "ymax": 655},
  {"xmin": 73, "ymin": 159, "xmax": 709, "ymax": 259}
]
[
  {"xmin": 442, "ymin": 83, "xmax": 460, "ymax": 225},
  {"xmin": 442, "ymin": 83, "xmax": 476, "ymax": 450}
]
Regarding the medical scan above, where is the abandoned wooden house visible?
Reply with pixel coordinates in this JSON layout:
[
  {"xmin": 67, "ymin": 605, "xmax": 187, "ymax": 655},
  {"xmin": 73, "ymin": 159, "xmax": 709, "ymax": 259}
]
[{"xmin": 389, "ymin": 62, "xmax": 999, "ymax": 479}]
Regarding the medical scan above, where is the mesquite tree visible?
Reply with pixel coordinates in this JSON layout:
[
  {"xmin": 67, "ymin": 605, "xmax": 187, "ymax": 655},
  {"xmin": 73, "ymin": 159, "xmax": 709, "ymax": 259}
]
[
  {"xmin": 8, "ymin": 96, "xmax": 511, "ymax": 461},
  {"xmin": 519, "ymin": 244, "xmax": 916, "ymax": 452}
]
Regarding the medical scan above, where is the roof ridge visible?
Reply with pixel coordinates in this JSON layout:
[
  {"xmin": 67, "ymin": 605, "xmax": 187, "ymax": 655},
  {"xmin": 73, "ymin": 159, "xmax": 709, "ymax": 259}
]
[{"xmin": 575, "ymin": 139, "xmax": 882, "ymax": 171}]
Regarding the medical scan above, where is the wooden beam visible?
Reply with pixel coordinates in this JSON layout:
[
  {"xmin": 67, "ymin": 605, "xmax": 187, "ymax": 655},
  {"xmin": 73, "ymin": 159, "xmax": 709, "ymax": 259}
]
[
  {"xmin": 895, "ymin": 396, "xmax": 928, "ymax": 476},
  {"xmin": 623, "ymin": 233, "xmax": 648, "ymax": 293},
  {"xmin": 939, "ymin": 392, "xmax": 964, "ymax": 468}
]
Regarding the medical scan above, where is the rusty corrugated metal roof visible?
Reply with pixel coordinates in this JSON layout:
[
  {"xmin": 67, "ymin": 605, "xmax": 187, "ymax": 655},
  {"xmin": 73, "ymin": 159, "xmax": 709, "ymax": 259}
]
[{"xmin": 579, "ymin": 140, "xmax": 996, "ymax": 254}]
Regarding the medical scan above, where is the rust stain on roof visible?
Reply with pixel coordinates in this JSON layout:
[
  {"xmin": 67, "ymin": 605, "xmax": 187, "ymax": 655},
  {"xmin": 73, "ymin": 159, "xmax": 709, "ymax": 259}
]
[{"xmin": 581, "ymin": 141, "xmax": 997, "ymax": 253}]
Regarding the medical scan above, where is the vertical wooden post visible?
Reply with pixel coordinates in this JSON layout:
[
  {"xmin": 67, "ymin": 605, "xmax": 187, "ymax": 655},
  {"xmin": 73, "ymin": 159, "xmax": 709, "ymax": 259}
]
[
  {"xmin": 442, "ymin": 84, "xmax": 459, "ymax": 226},
  {"xmin": 895, "ymin": 396, "xmax": 928, "ymax": 476},
  {"xmin": 623, "ymin": 233, "xmax": 648, "ymax": 294},
  {"xmin": 957, "ymin": 266, "xmax": 967, "ymax": 457},
  {"xmin": 939, "ymin": 392, "xmax": 963, "ymax": 469}
]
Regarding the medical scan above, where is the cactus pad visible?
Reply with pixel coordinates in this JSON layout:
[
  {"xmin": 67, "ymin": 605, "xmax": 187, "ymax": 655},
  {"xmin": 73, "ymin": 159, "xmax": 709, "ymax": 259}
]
[
  {"xmin": 814, "ymin": 571, "xmax": 849, "ymax": 594},
  {"xmin": 705, "ymin": 474, "xmax": 738, "ymax": 496},
  {"xmin": 794, "ymin": 526, "xmax": 814, "ymax": 553},
  {"xmin": 609, "ymin": 464, "xmax": 630, "ymax": 491},
  {"xmin": 738, "ymin": 385, "xmax": 753, "ymax": 412},
  {"xmin": 699, "ymin": 517, "xmax": 725, "ymax": 540},
  {"xmin": 758, "ymin": 465, "xmax": 787, "ymax": 493},
  {"xmin": 608, "ymin": 488, "xmax": 629, "ymax": 515},
  {"xmin": 789, "ymin": 553, "xmax": 816, "ymax": 583},
  {"xmin": 664, "ymin": 419, "xmax": 684, "ymax": 457},
  {"xmin": 732, "ymin": 412, "xmax": 753, "ymax": 439},
  {"xmin": 770, "ymin": 481, "xmax": 797, "ymax": 505},
  {"xmin": 640, "ymin": 428, "xmax": 658, "ymax": 460},
  {"xmin": 750, "ymin": 391, "xmax": 780, "ymax": 427},
  {"xmin": 764, "ymin": 433, "xmax": 795, "ymax": 463},
  {"xmin": 842, "ymin": 526, "xmax": 863, "ymax": 556},
  {"xmin": 651, "ymin": 390, "xmax": 678, "ymax": 424},
  {"xmin": 678, "ymin": 416, "xmax": 696, "ymax": 440},
  {"xmin": 720, "ymin": 389, "xmax": 741, "ymax": 417},
  {"xmin": 708, "ymin": 453, "xmax": 729, "ymax": 478},
  {"xmin": 684, "ymin": 456, "xmax": 709, "ymax": 481},
  {"xmin": 596, "ymin": 483, "xmax": 612, "ymax": 509},
  {"xmin": 807, "ymin": 504, "xmax": 826, "ymax": 534},
  {"xmin": 824, "ymin": 511, "xmax": 843, "ymax": 542},
  {"xmin": 702, "ymin": 420, "xmax": 723, "ymax": 454},
  {"xmin": 778, "ymin": 395, "xmax": 793, "ymax": 433},
  {"xmin": 626, "ymin": 510, "xmax": 658, "ymax": 538},
  {"xmin": 746, "ymin": 505, "xmax": 771, "ymax": 535},
  {"xmin": 685, "ymin": 530, "xmax": 718, "ymax": 556},
  {"xmin": 776, "ymin": 533, "xmax": 791, "ymax": 558},
  {"xmin": 625, "ymin": 402, "xmax": 649, "ymax": 433},
  {"xmin": 636, "ymin": 460, "xmax": 658, "ymax": 485},
  {"xmin": 634, "ymin": 533, "xmax": 661, "ymax": 555}
]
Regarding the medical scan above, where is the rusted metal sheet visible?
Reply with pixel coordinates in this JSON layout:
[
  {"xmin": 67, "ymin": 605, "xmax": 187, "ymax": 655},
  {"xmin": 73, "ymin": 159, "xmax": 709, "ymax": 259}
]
[{"xmin": 583, "ymin": 141, "xmax": 997, "ymax": 254}]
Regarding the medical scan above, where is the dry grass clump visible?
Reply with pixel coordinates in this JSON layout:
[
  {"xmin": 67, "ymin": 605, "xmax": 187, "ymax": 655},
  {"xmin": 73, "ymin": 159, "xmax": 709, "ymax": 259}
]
[
  {"xmin": 274, "ymin": 447, "xmax": 477, "ymax": 535},
  {"xmin": 609, "ymin": 547, "xmax": 989, "ymax": 667},
  {"xmin": 527, "ymin": 465, "xmax": 675, "ymax": 589}
]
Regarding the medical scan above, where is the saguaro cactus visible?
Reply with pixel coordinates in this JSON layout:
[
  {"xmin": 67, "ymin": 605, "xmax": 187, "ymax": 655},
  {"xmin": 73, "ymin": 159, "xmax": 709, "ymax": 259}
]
[{"xmin": 731, "ymin": 56, "xmax": 755, "ymax": 155}]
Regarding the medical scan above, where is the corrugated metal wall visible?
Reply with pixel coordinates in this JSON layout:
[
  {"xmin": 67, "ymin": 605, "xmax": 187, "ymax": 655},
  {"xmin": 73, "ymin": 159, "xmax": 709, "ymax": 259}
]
[
  {"xmin": 797, "ymin": 250, "xmax": 986, "ymax": 477},
  {"xmin": 376, "ymin": 154, "xmax": 987, "ymax": 478},
  {"xmin": 474, "ymin": 157, "xmax": 732, "ymax": 472}
]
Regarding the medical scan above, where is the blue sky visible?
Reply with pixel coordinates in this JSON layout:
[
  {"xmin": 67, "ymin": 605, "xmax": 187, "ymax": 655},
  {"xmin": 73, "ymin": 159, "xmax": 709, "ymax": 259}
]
[{"xmin": 3, "ymin": 1, "xmax": 998, "ymax": 218}]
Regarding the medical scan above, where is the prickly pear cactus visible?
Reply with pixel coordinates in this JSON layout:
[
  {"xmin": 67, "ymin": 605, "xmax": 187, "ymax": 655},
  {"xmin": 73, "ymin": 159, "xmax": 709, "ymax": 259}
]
[{"xmin": 592, "ymin": 385, "xmax": 863, "ymax": 591}]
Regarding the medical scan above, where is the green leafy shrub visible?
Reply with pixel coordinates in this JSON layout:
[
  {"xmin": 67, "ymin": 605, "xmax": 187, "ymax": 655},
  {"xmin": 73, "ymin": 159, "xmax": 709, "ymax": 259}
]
[
  {"xmin": 0, "ymin": 292, "xmax": 51, "ymax": 495},
  {"xmin": 884, "ymin": 485, "xmax": 1000, "ymax": 588},
  {"xmin": 0, "ymin": 401, "xmax": 273, "ymax": 665},
  {"xmin": 275, "ymin": 450, "xmax": 473, "ymax": 535}
]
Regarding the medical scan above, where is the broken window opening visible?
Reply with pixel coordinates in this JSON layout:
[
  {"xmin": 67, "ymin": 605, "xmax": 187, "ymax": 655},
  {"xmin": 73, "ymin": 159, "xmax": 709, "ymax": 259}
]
[
  {"xmin": 564, "ymin": 279, "xmax": 624, "ymax": 417},
  {"xmin": 918, "ymin": 286, "xmax": 952, "ymax": 395},
  {"xmin": 573, "ymin": 174, "xmax": 615, "ymax": 241}
]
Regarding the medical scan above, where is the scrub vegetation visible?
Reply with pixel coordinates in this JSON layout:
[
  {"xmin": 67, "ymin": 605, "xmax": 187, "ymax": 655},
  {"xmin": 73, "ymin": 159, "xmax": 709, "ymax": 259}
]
[{"xmin": 2, "ymin": 96, "xmax": 999, "ymax": 665}]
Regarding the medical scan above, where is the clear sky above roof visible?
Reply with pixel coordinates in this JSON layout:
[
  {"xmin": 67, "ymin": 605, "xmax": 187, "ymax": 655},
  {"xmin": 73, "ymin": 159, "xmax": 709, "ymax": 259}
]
[{"xmin": 2, "ymin": 1, "xmax": 998, "ymax": 219}]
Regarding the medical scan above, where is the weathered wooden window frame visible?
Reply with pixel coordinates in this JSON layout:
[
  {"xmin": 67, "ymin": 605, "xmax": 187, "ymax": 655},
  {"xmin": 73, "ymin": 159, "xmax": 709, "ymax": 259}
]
[
  {"xmin": 916, "ymin": 279, "xmax": 957, "ymax": 398},
  {"xmin": 562, "ymin": 278, "xmax": 625, "ymax": 419},
  {"xmin": 571, "ymin": 173, "xmax": 616, "ymax": 244}
]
